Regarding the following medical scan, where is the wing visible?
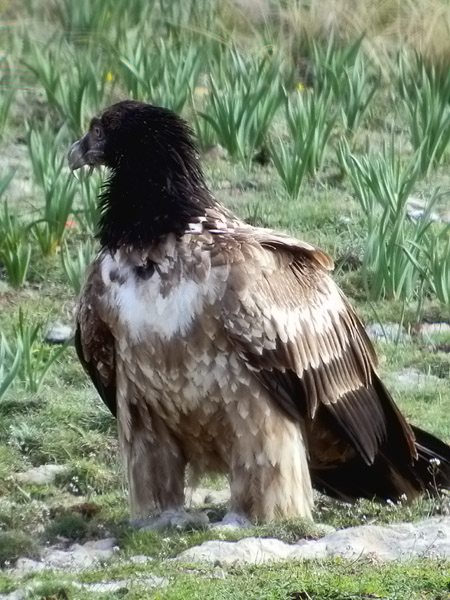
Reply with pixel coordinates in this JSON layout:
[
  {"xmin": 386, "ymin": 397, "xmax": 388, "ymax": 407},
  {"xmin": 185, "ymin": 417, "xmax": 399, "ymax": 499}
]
[
  {"xmin": 220, "ymin": 230, "xmax": 416, "ymax": 472},
  {"xmin": 75, "ymin": 259, "xmax": 117, "ymax": 417}
]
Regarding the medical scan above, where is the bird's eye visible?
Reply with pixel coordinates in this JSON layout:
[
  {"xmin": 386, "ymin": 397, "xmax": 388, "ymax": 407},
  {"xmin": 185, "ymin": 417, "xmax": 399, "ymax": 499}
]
[{"xmin": 93, "ymin": 125, "xmax": 104, "ymax": 140}]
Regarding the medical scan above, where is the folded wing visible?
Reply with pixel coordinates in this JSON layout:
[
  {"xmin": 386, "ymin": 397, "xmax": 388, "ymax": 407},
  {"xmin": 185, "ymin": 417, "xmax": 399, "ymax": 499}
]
[{"xmin": 220, "ymin": 230, "xmax": 449, "ymax": 499}]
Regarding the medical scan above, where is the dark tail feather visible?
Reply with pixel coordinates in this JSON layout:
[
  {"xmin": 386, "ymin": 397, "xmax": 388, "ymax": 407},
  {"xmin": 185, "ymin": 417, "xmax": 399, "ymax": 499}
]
[
  {"xmin": 311, "ymin": 426, "xmax": 450, "ymax": 502},
  {"xmin": 410, "ymin": 425, "xmax": 450, "ymax": 490}
]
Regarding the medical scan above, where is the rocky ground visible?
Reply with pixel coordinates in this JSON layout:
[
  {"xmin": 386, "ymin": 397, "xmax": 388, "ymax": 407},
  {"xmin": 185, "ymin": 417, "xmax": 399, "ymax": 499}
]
[{"xmin": 1, "ymin": 514, "xmax": 449, "ymax": 599}]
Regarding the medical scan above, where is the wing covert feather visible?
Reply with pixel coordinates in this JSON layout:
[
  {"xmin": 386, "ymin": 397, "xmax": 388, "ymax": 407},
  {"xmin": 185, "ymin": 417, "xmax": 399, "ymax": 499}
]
[
  {"xmin": 76, "ymin": 260, "xmax": 117, "ymax": 417},
  {"xmin": 220, "ymin": 234, "xmax": 413, "ymax": 465}
]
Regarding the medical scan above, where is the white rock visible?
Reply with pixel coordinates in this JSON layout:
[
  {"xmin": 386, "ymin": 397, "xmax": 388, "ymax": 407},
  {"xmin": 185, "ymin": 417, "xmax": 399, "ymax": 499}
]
[
  {"xmin": 406, "ymin": 197, "xmax": 440, "ymax": 222},
  {"xmin": 4, "ymin": 574, "xmax": 168, "ymax": 600},
  {"xmin": 0, "ymin": 591, "xmax": 27, "ymax": 600},
  {"xmin": 292, "ymin": 517, "xmax": 450, "ymax": 561},
  {"xmin": 75, "ymin": 576, "xmax": 168, "ymax": 593},
  {"xmin": 13, "ymin": 558, "xmax": 45, "ymax": 573},
  {"xmin": 393, "ymin": 368, "xmax": 442, "ymax": 389},
  {"xmin": 177, "ymin": 517, "xmax": 450, "ymax": 564},
  {"xmin": 44, "ymin": 322, "xmax": 73, "ymax": 344},
  {"xmin": 418, "ymin": 322, "xmax": 450, "ymax": 337},
  {"xmin": 13, "ymin": 537, "xmax": 117, "ymax": 573},
  {"xmin": 407, "ymin": 196, "xmax": 450, "ymax": 224},
  {"xmin": 365, "ymin": 323, "xmax": 409, "ymax": 343},
  {"xmin": 128, "ymin": 554, "xmax": 154, "ymax": 564},
  {"xmin": 178, "ymin": 536, "xmax": 295, "ymax": 564},
  {"xmin": 15, "ymin": 464, "xmax": 68, "ymax": 486}
]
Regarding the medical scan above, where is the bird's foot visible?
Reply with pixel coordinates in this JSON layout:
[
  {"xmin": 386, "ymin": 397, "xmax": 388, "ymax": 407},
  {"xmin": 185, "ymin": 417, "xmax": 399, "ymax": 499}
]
[
  {"xmin": 209, "ymin": 511, "xmax": 251, "ymax": 531},
  {"xmin": 131, "ymin": 509, "xmax": 209, "ymax": 532}
]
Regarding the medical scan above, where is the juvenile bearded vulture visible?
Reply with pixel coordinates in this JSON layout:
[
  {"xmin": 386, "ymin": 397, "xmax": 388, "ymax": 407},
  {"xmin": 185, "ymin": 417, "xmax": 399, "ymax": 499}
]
[{"xmin": 69, "ymin": 100, "xmax": 450, "ymax": 524}]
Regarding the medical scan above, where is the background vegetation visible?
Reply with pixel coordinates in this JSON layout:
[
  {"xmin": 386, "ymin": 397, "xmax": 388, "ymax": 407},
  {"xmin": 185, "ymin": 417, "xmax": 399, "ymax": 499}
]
[{"xmin": 0, "ymin": 0, "xmax": 449, "ymax": 598}]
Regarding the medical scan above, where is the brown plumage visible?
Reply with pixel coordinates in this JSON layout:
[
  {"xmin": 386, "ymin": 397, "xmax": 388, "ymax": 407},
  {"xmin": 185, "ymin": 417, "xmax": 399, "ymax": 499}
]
[{"xmin": 69, "ymin": 100, "xmax": 450, "ymax": 522}]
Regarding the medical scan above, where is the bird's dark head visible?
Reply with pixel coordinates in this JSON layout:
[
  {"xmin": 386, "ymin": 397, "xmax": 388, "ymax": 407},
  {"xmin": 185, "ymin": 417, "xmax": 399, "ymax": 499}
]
[
  {"xmin": 68, "ymin": 100, "xmax": 213, "ymax": 249},
  {"xmin": 68, "ymin": 100, "xmax": 199, "ymax": 174}
]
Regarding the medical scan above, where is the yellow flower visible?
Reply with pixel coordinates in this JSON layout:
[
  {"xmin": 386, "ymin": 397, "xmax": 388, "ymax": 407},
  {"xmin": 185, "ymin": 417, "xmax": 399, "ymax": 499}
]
[
  {"xmin": 194, "ymin": 86, "xmax": 209, "ymax": 97},
  {"xmin": 105, "ymin": 71, "xmax": 115, "ymax": 83},
  {"xmin": 295, "ymin": 82, "xmax": 305, "ymax": 92}
]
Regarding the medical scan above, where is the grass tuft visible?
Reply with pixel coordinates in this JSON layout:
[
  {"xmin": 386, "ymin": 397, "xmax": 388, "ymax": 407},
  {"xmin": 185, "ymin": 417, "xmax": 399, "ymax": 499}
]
[{"xmin": 0, "ymin": 531, "xmax": 38, "ymax": 567}]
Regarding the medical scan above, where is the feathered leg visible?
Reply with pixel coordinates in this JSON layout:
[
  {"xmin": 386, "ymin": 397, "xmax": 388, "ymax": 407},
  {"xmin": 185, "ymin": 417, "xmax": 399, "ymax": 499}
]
[
  {"xmin": 118, "ymin": 405, "xmax": 186, "ymax": 518},
  {"xmin": 229, "ymin": 407, "xmax": 313, "ymax": 521}
]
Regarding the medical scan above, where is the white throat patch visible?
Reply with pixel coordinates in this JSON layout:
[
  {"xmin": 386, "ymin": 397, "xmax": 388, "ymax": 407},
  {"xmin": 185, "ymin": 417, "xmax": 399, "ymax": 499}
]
[{"xmin": 100, "ymin": 250, "xmax": 223, "ymax": 343}]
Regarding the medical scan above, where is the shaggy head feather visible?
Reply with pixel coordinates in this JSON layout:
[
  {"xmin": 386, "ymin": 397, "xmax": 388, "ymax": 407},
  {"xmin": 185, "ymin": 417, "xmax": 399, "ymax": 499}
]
[{"xmin": 69, "ymin": 100, "xmax": 213, "ymax": 249}]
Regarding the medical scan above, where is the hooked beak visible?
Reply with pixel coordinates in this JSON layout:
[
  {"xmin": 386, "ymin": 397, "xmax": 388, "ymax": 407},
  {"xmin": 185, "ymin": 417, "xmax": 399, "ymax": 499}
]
[{"xmin": 68, "ymin": 133, "xmax": 105, "ymax": 171}]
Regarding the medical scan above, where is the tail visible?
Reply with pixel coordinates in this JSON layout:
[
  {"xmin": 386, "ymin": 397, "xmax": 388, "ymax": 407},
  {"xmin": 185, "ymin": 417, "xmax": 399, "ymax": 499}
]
[
  {"xmin": 311, "ymin": 425, "xmax": 450, "ymax": 502},
  {"xmin": 410, "ymin": 425, "xmax": 450, "ymax": 490}
]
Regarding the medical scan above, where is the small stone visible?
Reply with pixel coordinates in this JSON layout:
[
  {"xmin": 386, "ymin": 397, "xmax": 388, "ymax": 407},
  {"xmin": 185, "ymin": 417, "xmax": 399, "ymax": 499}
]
[
  {"xmin": 12, "ymin": 537, "xmax": 117, "ymax": 573},
  {"xmin": 44, "ymin": 322, "xmax": 73, "ymax": 344},
  {"xmin": 76, "ymin": 581, "xmax": 129, "ymax": 593},
  {"xmin": 83, "ymin": 538, "xmax": 117, "ymax": 551},
  {"xmin": 15, "ymin": 464, "xmax": 68, "ymax": 486},
  {"xmin": 406, "ymin": 197, "xmax": 440, "ymax": 222},
  {"xmin": 128, "ymin": 554, "xmax": 153, "ymax": 564},
  {"xmin": 365, "ymin": 323, "xmax": 409, "ymax": 343},
  {"xmin": 418, "ymin": 322, "xmax": 450, "ymax": 337},
  {"xmin": 13, "ymin": 558, "xmax": 45, "ymax": 573},
  {"xmin": 0, "ymin": 591, "xmax": 27, "ymax": 600},
  {"xmin": 74, "ymin": 575, "xmax": 168, "ymax": 593},
  {"xmin": 392, "ymin": 368, "xmax": 442, "ymax": 389}
]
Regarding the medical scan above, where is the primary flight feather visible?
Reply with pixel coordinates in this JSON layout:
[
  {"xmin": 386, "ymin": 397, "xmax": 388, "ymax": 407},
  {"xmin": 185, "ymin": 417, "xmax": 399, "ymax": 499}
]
[{"xmin": 69, "ymin": 100, "xmax": 450, "ymax": 523}]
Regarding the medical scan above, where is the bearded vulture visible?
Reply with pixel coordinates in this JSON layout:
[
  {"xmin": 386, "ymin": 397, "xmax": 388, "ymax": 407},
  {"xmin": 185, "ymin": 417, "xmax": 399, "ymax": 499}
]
[{"xmin": 68, "ymin": 100, "xmax": 450, "ymax": 524}]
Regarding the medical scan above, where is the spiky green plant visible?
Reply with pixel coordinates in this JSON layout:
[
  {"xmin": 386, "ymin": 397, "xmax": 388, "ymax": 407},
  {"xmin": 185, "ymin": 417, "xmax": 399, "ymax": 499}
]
[
  {"xmin": 268, "ymin": 130, "xmax": 316, "ymax": 201},
  {"xmin": 0, "ymin": 333, "xmax": 22, "ymax": 401},
  {"xmin": 337, "ymin": 140, "xmax": 437, "ymax": 301},
  {"xmin": 0, "ymin": 59, "xmax": 15, "ymax": 139},
  {"xmin": 61, "ymin": 239, "xmax": 97, "ymax": 295},
  {"xmin": 27, "ymin": 124, "xmax": 76, "ymax": 255},
  {"xmin": 422, "ymin": 226, "xmax": 450, "ymax": 306},
  {"xmin": 120, "ymin": 34, "xmax": 206, "ymax": 113},
  {"xmin": 0, "ymin": 169, "xmax": 14, "ymax": 200},
  {"xmin": 200, "ymin": 49, "xmax": 285, "ymax": 166},
  {"xmin": 311, "ymin": 36, "xmax": 378, "ymax": 133},
  {"xmin": 0, "ymin": 174, "xmax": 31, "ymax": 288},
  {"xmin": 398, "ymin": 53, "xmax": 450, "ymax": 176},
  {"xmin": 284, "ymin": 88, "xmax": 337, "ymax": 175},
  {"xmin": 72, "ymin": 171, "xmax": 102, "ymax": 234},
  {"xmin": 26, "ymin": 122, "xmax": 68, "ymax": 188},
  {"xmin": 268, "ymin": 88, "xmax": 337, "ymax": 199},
  {"xmin": 51, "ymin": 0, "xmax": 116, "ymax": 35},
  {"xmin": 0, "ymin": 204, "xmax": 32, "ymax": 289},
  {"xmin": 24, "ymin": 42, "xmax": 110, "ymax": 135},
  {"xmin": 31, "ymin": 177, "xmax": 76, "ymax": 256},
  {"xmin": 13, "ymin": 311, "xmax": 67, "ymax": 394},
  {"xmin": 311, "ymin": 34, "xmax": 364, "ymax": 94}
]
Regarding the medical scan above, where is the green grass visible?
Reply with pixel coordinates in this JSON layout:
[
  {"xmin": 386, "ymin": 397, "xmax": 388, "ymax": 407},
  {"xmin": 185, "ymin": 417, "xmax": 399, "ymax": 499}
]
[{"xmin": 0, "ymin": 558, "xmax": 448, "ymax": 599}]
